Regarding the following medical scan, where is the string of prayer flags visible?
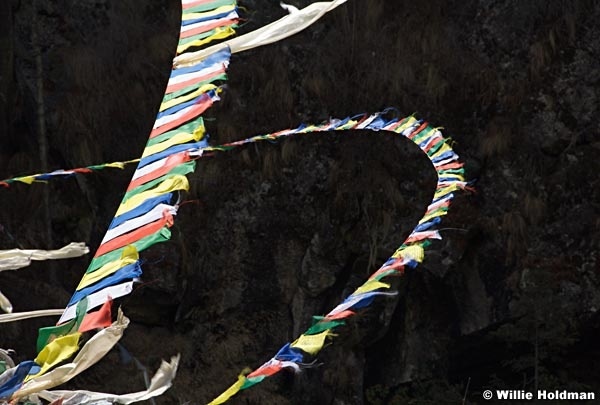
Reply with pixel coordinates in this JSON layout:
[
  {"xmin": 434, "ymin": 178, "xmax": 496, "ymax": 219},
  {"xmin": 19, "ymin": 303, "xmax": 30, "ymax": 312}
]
[
  {"xmin": 0, "ymin": 160, "xmax": 140, "ymax": 188},
  {"xmin": 51, "ymin": 0, "xmax": 238, "ymax": 328},
  {"xmin": 207, "ymin": 113, "xmax": 467, "ymax": 403}
]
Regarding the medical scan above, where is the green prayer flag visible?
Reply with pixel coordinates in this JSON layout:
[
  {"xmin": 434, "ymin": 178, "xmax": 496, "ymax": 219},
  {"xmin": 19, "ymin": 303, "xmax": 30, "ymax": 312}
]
[
  {"xmin": 305, "ymin": 319, "xmax": 345, "ymax": 336},
  {"xmin": 87, "ymin": 227, "xmax": 171, "ymax": 273},
  {"xmin": 240, "ymin": 375, "xmax": 265, "ymax": 390},
  {"xmin": 123, "ymin": 162, "xmax": 196, "ymax": 202},
  {"xmin": 36, "ymin": 298, "xmax": 87, "ymax": 352}
]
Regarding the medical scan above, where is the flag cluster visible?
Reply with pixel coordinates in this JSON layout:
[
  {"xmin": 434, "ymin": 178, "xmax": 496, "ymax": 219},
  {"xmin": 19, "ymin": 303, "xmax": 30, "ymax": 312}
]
[{"xmin": 0, "ymin": 0, "xmax": 238, "ymax": 401}]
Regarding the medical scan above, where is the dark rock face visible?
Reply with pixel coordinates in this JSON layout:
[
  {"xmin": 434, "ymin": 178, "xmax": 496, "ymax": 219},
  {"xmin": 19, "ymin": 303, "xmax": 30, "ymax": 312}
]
[{"xmin": 1, "ymin": 0, "xmax": 600, "ymax": 404}]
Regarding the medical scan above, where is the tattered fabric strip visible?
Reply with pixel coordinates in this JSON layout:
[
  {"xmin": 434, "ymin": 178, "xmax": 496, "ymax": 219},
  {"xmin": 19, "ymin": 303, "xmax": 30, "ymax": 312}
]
[
  {"xmin": 0, "ymin": 243, "xmax": 90, "ymax": 314},
  {"xmin": 173, "ymin": 0, "xmax": 349, "ymax": 67},
  {"xmin": 0, "ymin": 309, "xmax": 63, "ymax": 323},
  {"xmin": 29, "ymin": 333, "xmax": 82, "ymax": 379},
  {"xmin": 0, "ymin": 243, "xmax": 89, "ymax": 272},
  {"xmin": 36, "ymin": 355, "xmax": 180, "ymax": 405},
  {"xmin": 0, "ymin": 290, "xmax": 13, "ymax": 313}
]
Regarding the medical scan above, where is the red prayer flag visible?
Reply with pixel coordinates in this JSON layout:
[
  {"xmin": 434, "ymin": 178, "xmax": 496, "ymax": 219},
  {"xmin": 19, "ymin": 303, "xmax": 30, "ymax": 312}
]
[
  {"xmin": 247, "ymin": 363, "xmax": 282, "ymax": 378},
  {"xmin": 72, "ymin": 168, "xmax": 94, "ymax": 174},
  {"xmin": 325, "ymin": 310, "xmax": 355, "ymax": 320},
  {"xmin": 78, "ymin": 298, "xmax": 113, "ymax": 333},
  {"xmin": 94, "ymin": 211, "xmax": 173, "ymax": 257},
  {"xmin": 127, "ymin": 152, "xmax": 191, "ymax": 191}
]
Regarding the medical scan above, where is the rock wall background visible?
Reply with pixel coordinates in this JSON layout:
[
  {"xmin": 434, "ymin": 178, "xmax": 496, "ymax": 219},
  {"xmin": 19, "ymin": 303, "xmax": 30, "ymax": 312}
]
[{"xmin": 1, "ymin": 0, "xmax": 599, "ymax": 403}]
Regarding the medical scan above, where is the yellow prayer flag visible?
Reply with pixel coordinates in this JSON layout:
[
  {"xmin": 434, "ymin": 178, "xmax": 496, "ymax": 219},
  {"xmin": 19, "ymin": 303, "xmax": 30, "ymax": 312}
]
[
  {"xmin": 115, "ymin": 175, "xmax": 189, "ymax": 216},
  {"xmin": 290, "ymin": 330, "xmax": 332, "ymax": 355},
  {"xmin": 15, "ymin": 176, "xmax": 37, "ymax": 184},
  {"xmin": 159, "ymin": 84, "xmax": 217, "ymax": 112},
  {"xmin": 177, "ymin": 27, "xmax": 236, "ymax": 54},
  {"xmin": 208, "ymin": 373, "xmax": 246, "ymax": 405},
  {"xmin": 438, "ymin": 173, "xmax": 465, "ymax": 182},
  {"xmin": 354, "ymin": 280, "xmax": 391, "ymax": 295},
  {"xmin": 396, "ymin": 116, "xmax": 417, "ymax": 133},
  {"xmin": 433, "ymin": 183, "xmax": 462, "ymax": 200},
  {"xmin": 142, "ymin": 132, "xmax": 202, "ymax": 159},
  {"xmin": 104, "ymin": 162, "xmax": 126, "ymax": 169},
  {"xmin": 418, "ymin": 209, "xmax": 448, "ymax": 225},
  {"xmin": 76, "ymin": 246, "xmax": 139, "ymax": 290},
  {"xmin": 429, "ymin": 142, "xmax": 452, "ymax": 160},
  {"xmin": 193, "ymin": 122, "xmax": 205, "ymax": 139},
  {"xmin": 392, "ymin": 245, "xmax": 425, "ymax": 262},
  {"xmin": 299, "ymin": 125, "xmax": 319, "ymax": 133},
  {"xmin": 181, "ymin": 5, "xmax": 236, "ymax": 21},
  {"xmin": 332, "ymin": 119, "xmax": 358, "ymax": 131},
  {"xmin": 29, "ymin": 332, "xmax": 81, "ymax": 380}
]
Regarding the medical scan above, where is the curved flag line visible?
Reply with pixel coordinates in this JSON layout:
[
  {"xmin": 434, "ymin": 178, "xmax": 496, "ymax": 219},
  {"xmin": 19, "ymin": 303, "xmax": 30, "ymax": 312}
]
[{"xmin": 202, "ymin": 112, "xmax": 467, "ymax": 403}]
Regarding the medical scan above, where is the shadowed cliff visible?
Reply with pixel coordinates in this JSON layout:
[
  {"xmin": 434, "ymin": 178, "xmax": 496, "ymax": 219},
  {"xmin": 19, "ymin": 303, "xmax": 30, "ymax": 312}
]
[{"xmin": 1, "ymin": 0, "xmax": 599, "ymax": 403}]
